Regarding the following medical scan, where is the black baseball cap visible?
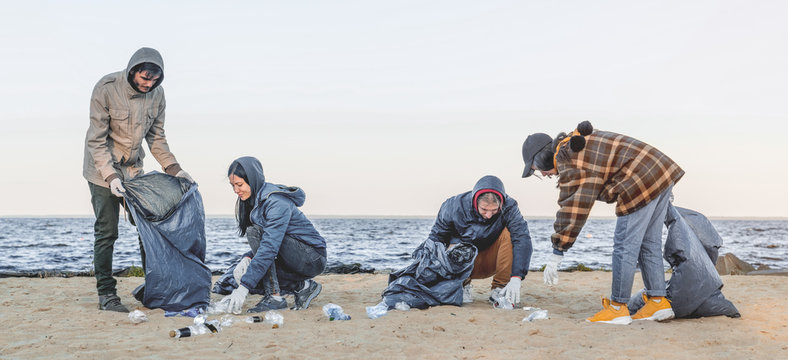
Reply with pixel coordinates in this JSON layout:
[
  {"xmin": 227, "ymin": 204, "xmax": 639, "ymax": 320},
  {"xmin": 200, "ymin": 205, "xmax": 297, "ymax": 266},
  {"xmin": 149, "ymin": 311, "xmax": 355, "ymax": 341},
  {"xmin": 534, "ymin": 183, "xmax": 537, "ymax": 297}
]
[{"xmin": 521, "ymin": 133, "xmax": 552, "ymax": 178}]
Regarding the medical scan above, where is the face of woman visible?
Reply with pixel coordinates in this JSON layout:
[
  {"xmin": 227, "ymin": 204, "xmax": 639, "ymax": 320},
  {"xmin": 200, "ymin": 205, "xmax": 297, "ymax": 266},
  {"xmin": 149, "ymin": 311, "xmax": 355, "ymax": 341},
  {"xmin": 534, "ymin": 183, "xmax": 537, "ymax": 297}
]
[{"xmin": 229, "ymin": 174, "xmax": 252, "ymax": 201}]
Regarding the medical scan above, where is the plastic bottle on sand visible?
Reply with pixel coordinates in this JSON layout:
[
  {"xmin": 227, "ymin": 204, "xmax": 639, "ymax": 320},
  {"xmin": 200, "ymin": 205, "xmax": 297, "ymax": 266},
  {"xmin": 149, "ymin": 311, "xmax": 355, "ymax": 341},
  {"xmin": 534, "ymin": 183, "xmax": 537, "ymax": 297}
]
[{"xmin": 323, "ymin": 303, "xmax": 351, "ymax": 321}]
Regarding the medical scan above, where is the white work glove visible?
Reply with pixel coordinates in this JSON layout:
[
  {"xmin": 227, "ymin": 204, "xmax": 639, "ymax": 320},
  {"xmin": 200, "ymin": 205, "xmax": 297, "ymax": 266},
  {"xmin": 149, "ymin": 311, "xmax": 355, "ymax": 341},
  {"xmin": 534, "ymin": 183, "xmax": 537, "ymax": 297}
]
[
  {"xmin": 502, "ymin": 276, "xmax": 522, "ymax": 304},
  {"xmin": 109, "ymin": 178, "xmax": 126, "ymax": 197},
  {"xmin": 223, "ymin": 285, "xmax": 249, "ymax": 314},
  {"xmin": 544, "ymin": 253, "xmax": 563, "ymax": 286},
  {"xmin": 175, "ymin": 170, "xmax": 194, "ymax": 183},
  {"xmin": 233, "ymin": 257, "xmax": 252, "ymax": 285}
]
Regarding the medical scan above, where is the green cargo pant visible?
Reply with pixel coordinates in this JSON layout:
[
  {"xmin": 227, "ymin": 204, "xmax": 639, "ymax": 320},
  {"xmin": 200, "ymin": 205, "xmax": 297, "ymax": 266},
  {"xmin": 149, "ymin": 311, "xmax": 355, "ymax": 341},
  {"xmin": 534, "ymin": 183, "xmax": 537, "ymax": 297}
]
[{"xmin": 88, "ymin": 182, "xmax": 145, "ymax": 296}]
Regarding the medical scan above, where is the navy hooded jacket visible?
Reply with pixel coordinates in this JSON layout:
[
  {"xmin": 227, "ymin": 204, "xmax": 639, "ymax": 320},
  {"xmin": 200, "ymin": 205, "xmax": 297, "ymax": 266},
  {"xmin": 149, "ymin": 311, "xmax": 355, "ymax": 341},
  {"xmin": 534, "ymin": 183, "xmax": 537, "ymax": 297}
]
[
  {"xmin": 232, "ymin": 157, "xmax": 327, "ymax": 290},
  {"xmin": 427, "ymin": 175, "xmax": 533, "ymax": 278}
]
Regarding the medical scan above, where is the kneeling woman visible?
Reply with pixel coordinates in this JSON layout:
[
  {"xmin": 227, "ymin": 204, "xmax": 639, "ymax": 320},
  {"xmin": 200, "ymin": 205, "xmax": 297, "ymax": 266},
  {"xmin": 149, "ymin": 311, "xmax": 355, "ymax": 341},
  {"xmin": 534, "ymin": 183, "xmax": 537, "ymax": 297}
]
[{"xmin": 223, "ymin": 156, "xmax": 327, "ymax": 313}]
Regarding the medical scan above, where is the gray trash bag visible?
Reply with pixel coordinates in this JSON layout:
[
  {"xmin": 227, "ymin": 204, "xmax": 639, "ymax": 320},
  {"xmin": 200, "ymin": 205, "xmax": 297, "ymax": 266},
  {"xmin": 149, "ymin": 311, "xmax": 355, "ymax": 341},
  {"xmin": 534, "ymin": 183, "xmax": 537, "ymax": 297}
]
[
  {"xmin": 123, "ymin": 172, "xmax": 211, "ymax": 312},
  {"xmin": 628, "ymin": 205, "xmax": 739, "ymax": 318},
  {"xmin": 381, "ymin": 240, "xmax": 477, "ymax": 309},
  {"xmin": 676, "ymin": 207, "xmax": 723, "ymax": 264}
]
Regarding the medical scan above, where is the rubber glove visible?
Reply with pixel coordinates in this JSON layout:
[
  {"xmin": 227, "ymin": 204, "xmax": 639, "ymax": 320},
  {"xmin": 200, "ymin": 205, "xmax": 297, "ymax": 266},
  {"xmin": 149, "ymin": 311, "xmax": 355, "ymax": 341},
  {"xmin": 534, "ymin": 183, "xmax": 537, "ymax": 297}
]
[
  {"xmin": 109, "ymin": 178, "xmax": 126, "ymax": 197},
  {"xmin": 175, "ymin": 170, "xmax": 194, "ymax": 183},
  {"xmin": 224, "ymin": 285, "xmax": 249, "ymax": 314},
  {"xmin": 544, "ymin": 253, "xmax": 563, "ymax": 285},
  {"xmin": 233, "ymin": 257, "xmax": 252, "ymax": 285},
  {"xmin": 502, "ymin": 276, "xmax": 521, "ymax": 304}
]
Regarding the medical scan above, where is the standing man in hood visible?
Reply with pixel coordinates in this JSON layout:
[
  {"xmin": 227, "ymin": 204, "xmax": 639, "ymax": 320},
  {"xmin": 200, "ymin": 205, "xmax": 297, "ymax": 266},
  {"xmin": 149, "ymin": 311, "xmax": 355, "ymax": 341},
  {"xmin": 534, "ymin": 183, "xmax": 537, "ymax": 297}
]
[
  {"xmin": 83, "ymin": 48, "xmax": 193, "ymax": 312},
  {"xmin": 428, "ymin": 175, "xmax": 533, "ymax": 306},
  {"xmin": 521, "ymin": 121, "xmax": 683, "ymax": 325}
]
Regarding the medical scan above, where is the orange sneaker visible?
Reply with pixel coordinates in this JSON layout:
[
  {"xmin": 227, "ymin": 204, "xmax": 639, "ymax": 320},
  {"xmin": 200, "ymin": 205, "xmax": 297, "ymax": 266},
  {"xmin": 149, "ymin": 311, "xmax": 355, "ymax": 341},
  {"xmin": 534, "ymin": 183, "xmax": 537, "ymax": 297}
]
[
  {"xmin": 632, "ymin": 293, "xmax": 674, "ymax": 321},
  {"xmin": 586, "ymin": 297, "xmax": 632, "ymax": 325}
]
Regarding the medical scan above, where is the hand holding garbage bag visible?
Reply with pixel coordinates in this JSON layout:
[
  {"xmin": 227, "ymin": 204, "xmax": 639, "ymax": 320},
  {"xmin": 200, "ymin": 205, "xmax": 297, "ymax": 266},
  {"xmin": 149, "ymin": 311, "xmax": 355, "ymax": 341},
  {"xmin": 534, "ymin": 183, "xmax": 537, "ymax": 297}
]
[
  {"xmin": 233, "ymin": 257, "xmax": 252, "ymax": 285},
  {"xmin": 110, "ymin": 178, "xmax": 126, "ymax": 197},
  {"xmin": 544, "ymin": 253, "xmax": 562, "ymax": 285},
  {"xmin": 176, "ymin": 170, "xmax": 195, "ymax": 183},
  {"xmin": 223, "ymin": 285, "xmax": 249, "ymax": 314},
  {"xmin": 502, "ymin": 276, "xmax": 521, "ymax": 304}
]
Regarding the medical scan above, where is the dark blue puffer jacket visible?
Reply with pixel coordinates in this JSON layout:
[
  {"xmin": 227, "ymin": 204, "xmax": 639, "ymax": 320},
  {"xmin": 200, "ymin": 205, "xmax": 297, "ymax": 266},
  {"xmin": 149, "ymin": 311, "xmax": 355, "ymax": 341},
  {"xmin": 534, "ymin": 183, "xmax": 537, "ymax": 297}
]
[
  {"xmin": 427, "ymin": 175, "xmax": 533, "ymax": 278},
  {"xmin": 233, "ymin": 157, "xmax": 326, "ymax": 290}
]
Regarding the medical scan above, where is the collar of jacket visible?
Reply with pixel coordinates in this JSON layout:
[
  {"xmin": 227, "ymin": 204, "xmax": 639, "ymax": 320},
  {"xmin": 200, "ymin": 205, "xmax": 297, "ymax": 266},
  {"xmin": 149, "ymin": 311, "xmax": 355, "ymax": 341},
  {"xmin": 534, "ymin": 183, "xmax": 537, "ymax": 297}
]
[{"xmin": 553, "ymin": 129, "xmax": 580, "ymax": 171}]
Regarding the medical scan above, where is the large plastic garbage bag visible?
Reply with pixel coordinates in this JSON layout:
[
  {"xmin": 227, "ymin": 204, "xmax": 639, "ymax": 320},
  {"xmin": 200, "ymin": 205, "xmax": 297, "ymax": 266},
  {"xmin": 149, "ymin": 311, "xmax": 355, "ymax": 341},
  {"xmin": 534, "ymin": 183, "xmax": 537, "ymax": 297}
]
[
  {"xmin": 628, "ymin": 205, "xmax": 739, "ymax": 318},
  {"xmin": 381, "ymin": 240, "xmax": 477, "ymax": 309},
  {"xmin": 123, "ymin": 172, "xmax": 211, "ymax": 312}
]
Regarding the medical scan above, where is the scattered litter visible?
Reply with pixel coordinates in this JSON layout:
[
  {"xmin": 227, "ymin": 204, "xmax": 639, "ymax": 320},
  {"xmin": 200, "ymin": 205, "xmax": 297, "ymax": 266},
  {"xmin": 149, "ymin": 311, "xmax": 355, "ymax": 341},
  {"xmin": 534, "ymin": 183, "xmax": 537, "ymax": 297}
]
[
  {"xmin": 394, "ymin": 302, "xmax": 410, "ymax": 311},
  {"xmin": 206, "ymin": 299, "xmax": 231, "ymax": 315},
  {"xmin": 523, "ymin": 309, "xmax": 549, "ymax": 322},
  {"xmin": 169, "ymin": 314, "xmax": 221, "ymax": 338},
  {"xmin": 323, "ymin": 303, "xmax": 351, "ymax": 321},
  {"xmin": 490, "ymin": 291, "xmax": 513, "ymax": 310},
  {"xmin": 128, "ymin": 309, "xmax": 148, "ymax": 324},
  {"xmin": 366, "ymin": 301, "xmax": 388, "ymax": 319},
  {"xmin": 220, "ymin": 315, "xmax": 235, "ymax": 327},
  {"xmin": 263, "ymin": 311, "xmax": 284, "ymax": 327}
]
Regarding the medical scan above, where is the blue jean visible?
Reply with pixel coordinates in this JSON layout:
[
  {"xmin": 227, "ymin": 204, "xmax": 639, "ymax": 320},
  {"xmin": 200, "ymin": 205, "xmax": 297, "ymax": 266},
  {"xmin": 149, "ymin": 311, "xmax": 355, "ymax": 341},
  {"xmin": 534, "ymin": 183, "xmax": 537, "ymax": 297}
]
[
  {"xmin": 247, "ymin": 226, "xmax": 327, "ymax": 294},
  {"xmin": 610, "ymin": 186, "xmax": 673, "ymax": 304}
]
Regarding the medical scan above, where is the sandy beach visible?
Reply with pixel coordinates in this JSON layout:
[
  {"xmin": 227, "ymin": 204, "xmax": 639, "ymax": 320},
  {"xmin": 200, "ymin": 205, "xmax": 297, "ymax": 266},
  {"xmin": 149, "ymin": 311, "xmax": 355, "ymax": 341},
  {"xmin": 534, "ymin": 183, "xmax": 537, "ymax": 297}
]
[{"xmin": 2, "ymin": 272, "xmax": 786, "ymax": 359}]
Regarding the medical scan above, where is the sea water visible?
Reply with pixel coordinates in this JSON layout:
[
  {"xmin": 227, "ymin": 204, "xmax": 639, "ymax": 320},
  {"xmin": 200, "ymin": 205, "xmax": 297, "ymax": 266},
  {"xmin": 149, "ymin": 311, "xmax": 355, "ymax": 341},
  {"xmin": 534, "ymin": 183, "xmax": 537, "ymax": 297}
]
[{"xmin": 0, "ymin": 217, "xmax": 785, "ymax": 274}]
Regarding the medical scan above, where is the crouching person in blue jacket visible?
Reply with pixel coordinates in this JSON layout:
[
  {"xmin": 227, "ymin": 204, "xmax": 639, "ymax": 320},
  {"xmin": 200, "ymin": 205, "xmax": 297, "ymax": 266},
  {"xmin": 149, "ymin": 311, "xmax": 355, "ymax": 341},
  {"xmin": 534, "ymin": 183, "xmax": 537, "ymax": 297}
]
[
  {"xmin": 429, "ymin": 175, "xmax": 533, "ymax": 306},
  {"xmin": 222, "ymin": 156, "xmax": 327, "ymax": 313}
]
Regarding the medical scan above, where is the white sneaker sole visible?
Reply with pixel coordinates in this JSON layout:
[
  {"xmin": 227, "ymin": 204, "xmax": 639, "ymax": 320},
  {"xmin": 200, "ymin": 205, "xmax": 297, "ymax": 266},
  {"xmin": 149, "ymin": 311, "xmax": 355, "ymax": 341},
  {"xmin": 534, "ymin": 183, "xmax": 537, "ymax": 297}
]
[
  {"xmin": 634, "ymin": 308, "xmax": 675, "ymax": 322},
  {"xmin": 586, "ymin": 315, "xmax": 632, "ymax": 325}
]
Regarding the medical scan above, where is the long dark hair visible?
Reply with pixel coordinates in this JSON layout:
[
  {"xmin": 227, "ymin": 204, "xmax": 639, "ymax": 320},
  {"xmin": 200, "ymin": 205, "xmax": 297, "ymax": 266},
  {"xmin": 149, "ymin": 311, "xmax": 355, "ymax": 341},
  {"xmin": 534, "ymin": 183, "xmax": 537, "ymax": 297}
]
[{"xmin": 228, "ymin": 161, "xmax": 253, "ymax": 237}]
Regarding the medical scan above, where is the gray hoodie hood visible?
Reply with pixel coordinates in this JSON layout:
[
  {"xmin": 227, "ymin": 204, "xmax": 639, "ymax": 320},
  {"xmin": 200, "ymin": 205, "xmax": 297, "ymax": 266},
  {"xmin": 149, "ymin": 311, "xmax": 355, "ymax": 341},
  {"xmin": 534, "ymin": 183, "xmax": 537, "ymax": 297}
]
[{"xmin": 125, "ymin": 47, "xmax": 164, "ymax": 92}]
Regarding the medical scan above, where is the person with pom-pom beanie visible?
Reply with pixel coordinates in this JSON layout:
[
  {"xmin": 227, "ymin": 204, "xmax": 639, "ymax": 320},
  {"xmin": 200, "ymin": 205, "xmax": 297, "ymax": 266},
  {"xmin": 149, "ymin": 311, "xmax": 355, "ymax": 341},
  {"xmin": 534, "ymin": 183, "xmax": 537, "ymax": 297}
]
[{"xmin": 521, "ymin": 121, "xmax": 684, "ymax": 324}]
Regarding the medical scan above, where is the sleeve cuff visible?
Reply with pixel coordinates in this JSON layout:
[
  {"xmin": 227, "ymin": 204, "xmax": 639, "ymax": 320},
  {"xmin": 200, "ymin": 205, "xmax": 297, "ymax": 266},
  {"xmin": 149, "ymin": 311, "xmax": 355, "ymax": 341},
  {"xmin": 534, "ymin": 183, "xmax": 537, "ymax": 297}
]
[
  {"xmin": 105, "ymin": 173, "xmax": 119, "ymax": 183},
  {"xmin": 164, "ymin": 163, "xmax": 182, "ymax": 176},
  {"xmin": 552, "ymin": 248, "xmax": 565, "ymax": 256}
]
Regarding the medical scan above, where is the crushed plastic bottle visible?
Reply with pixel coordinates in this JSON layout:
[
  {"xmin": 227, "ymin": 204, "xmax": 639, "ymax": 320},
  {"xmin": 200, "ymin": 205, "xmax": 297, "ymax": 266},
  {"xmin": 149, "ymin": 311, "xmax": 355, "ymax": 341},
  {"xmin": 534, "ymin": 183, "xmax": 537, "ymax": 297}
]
[
  {"xmin": 322, "ymin": 303, "xmax": 351, "ymax": 321},
  {"xmin": 394, "ymin": 302, "xmax": 410, "ymax": 311},
  {"xmin": 128, "ymin": 309, "xmax": 148, "ymax": 324},
  {"xmin": 245, "ymin": 311, "xmax": 284, "ymax": 328},
  {"xmin": 170, "ymin": 314, "xmax": 221, "ymax": 338},
  {"xmin": 245, "ymin": 315, "xmax": 264, "ymax": 323},
  {"xmin": 490, "ymin": 291, "xmax": 513, "ymax": 310},
  {"xmin": 366, "ymin": 301, "xmax": 388, "ymax": 319},
  {"xmin": 220, "ymin": 315, "xmax": 235, "ymax": 327},
  {"xmin": 263, "ymin": 311, "xmax": 284, "ymax": 327},
  {"xmin": 523, "ymin": 309, "xmax": 549, "ymax": 322},
  {"xmin": 206, "ymin": 299, "xmax": 231, "ymax": 315}
]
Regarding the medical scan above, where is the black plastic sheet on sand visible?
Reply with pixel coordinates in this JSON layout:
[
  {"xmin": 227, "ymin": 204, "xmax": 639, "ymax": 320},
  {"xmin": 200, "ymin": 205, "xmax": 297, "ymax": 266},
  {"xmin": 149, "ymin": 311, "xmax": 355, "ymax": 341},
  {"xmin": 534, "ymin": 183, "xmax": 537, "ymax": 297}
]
[
  {"xmin": 382, "ymin": 240, "xmax": 477, "ymax": 309},
  {"xmin": 123, "ymin": 172, "xmax": 211, "ymax": 312}
]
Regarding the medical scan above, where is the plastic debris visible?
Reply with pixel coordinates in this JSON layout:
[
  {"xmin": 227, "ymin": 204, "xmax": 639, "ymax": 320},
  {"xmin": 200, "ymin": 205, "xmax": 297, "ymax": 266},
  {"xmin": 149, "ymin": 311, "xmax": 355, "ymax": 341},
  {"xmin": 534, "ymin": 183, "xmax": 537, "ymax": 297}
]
[
  {"xmin": 206, "ymin": 299, "xmax": 231, "ymax": 315},
  {"xmin": 263, "ymin": 311, "xmax": 284, "ymax": 326},
  {"xmin": 323, "ymin": 303, "xmax": 351, "ymax": 321},
  {"xmin": 170, "ymin": 314, "xmax": 221, "ymax": 338},
  {"xmin": 523, "ymin": 309, "xmax": 549, "ymax": 322},
  {"xmin": 366, "ymin": 301, "xmax": 388, "ymax": 319},
  {"xmin": 394, "ymin": 302, "xmax": 411, "ymax": 311},
  {"xmin": 128, "ymin": 309, "xmax": 148, "ymax": 324},
  {"xmin": 220, "ymin": 315, "xmax": 235, "ymax": 327},
  {"xmin": 490, "ymin": 291, "xmax": 513, "ymax": 310}
]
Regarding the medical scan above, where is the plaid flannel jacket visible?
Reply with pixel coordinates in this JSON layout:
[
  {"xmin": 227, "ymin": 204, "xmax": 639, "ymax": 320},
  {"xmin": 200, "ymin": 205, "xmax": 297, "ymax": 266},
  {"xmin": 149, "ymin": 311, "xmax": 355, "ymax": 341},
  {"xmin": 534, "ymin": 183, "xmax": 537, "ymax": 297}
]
[{"xmin": 551, "ymin": 130, "xmax": 684, "ymax": 252}]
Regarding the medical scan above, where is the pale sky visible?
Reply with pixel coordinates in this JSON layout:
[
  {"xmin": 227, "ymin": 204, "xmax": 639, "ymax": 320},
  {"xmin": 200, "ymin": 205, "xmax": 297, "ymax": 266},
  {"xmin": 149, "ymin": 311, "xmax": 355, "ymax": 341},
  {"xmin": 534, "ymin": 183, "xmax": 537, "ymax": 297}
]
[{"xmin": 1, "ymin": 1, "xmax": 786, "ymax": 218}]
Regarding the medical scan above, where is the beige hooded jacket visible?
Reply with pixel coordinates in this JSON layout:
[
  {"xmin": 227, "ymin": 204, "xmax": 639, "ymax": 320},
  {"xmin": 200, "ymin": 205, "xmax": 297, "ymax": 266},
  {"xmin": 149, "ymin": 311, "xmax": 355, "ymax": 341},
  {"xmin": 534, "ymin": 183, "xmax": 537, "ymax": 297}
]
[{"xmin": 83, "ymin": 47, "xmax": 180, "ymax": 187}]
